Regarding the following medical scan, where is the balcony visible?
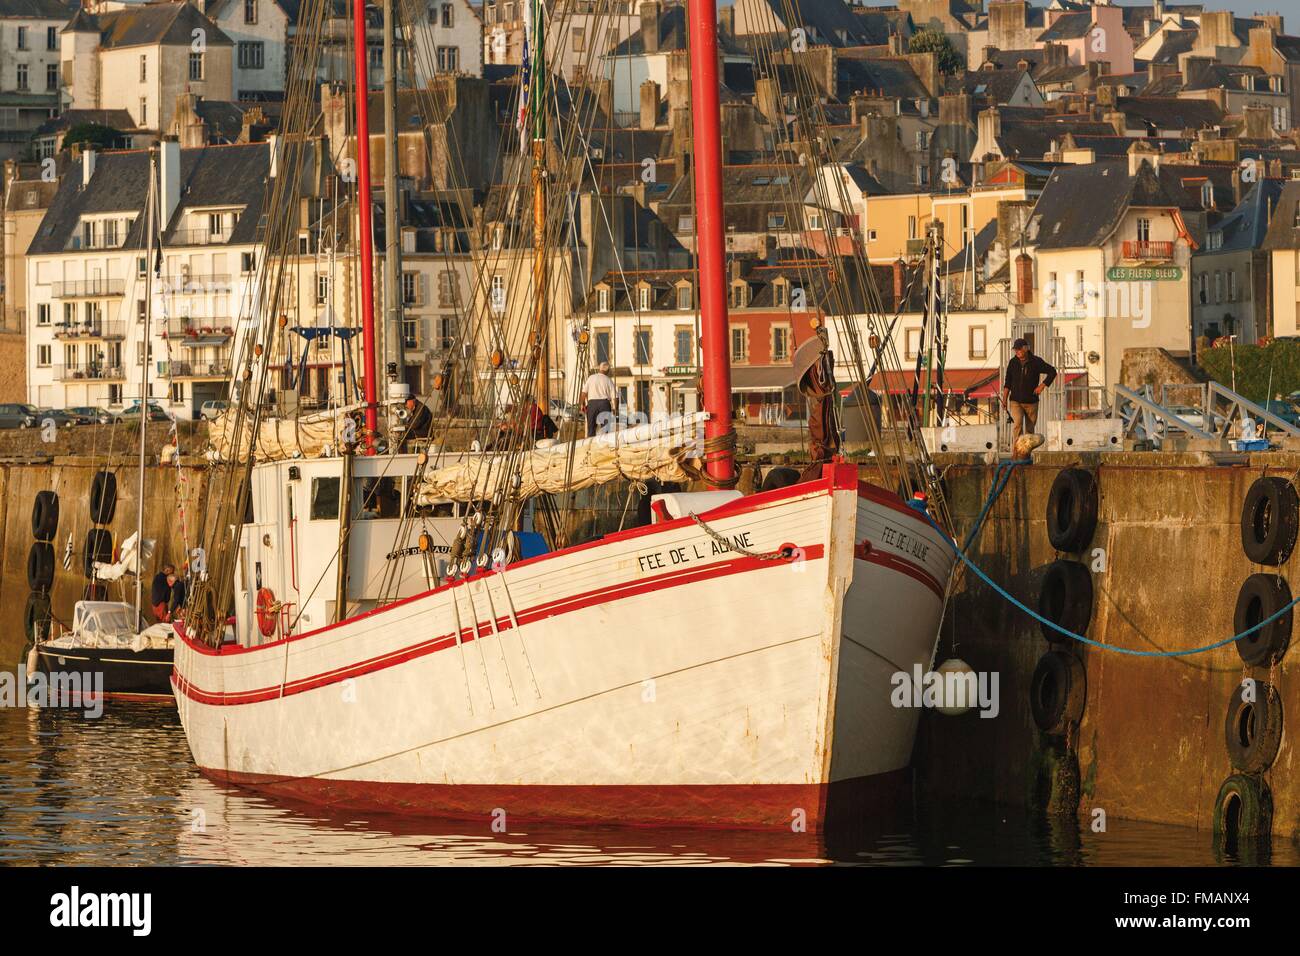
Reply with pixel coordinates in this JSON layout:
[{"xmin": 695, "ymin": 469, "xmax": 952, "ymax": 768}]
[
  {"xmin": 169, "ymin": 229, "xmax": 231, "ymax": 246},
  {"xmin": 165, "ymin": 319, "xmax": 236, "ymax": 340},
  {"xmin": 167, "ymin": 359, "xmax": 232, "ymax": 380},
  {"xmin": 1121, "ymin": 240, "xmax": 1175, "ymax": 262},
  {"xmin": 160, "ymin": 274, "xmax": 233, "ymax": 295},
  {"xmin": 55, "ymin": 363, "xmax": 125, "ymax": 382},
  {"xmin": 50, "ymin": 278, "xmax": 125, "ymax": 298},
  {"xmin": 52, "ymin": 320, "xmax": 126, "ymax": 340}
]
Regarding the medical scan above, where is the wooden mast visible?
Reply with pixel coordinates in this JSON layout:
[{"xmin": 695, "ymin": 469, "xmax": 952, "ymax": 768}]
[
  {"xmin": 686, "ymin": 0, "xmax": 734, "ymax": 482},
  {"xmin": 528, "ymin": 0, "xmax": 549, "ymax": 411}
]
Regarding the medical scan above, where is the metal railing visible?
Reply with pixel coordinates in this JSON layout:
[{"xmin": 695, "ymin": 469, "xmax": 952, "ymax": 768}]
[
  {"xmin": 169, "ymin": 229, "xmax": 230, "ymax": 246},
  {"xmin": 53, "ymin": 320, "xmax": 126, "ymax": 340},
  {"xmin": 167, "ymin": 360, "xmax": 233, "ymax": 379},
  {"xmin": 166, "ymin": 318, "xmax": 237, "ymax": 338},
  {"xmin": 50, "ymin": 278, "xmax": 125, "ymax": 297},
  {"xmin": 55, "ymin": 363, "xmax": 126, "ymax": 382}
]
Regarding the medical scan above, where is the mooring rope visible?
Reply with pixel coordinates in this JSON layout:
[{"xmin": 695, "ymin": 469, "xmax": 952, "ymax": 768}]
[{"xmin": 929, "ymin": 464, "xmax": 1295, "ymax": 658}]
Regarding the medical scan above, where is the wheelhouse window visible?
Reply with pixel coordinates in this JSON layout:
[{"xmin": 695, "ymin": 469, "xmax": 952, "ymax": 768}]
[{"xmin": 310, "ymin": 477, "xmax": 340, "ymax": 520}]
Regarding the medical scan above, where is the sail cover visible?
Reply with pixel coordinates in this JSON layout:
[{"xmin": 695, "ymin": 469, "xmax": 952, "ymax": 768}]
[
  {"xmin": 415, "ymin": 412, "xmax": 711, "ymax": 503},
  {"xmin": 208, "ymin": 405, "xmax": 360, "ymax": 462}
]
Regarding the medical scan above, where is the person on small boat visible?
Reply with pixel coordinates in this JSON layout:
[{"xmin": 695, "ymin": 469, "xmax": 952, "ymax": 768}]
[
  {"xmin": 168, "ymin": 571, "xmax": 188, "ymax": 621},
  {"xmin": 150, "ymin": 565, "xmax": 177, "ymax": 622},
  {"xmin": 581, "ymin": 362, "xmax": 617, "ymax": 436}
]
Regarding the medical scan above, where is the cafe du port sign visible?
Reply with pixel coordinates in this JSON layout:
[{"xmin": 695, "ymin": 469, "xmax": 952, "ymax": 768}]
[{"xmin": 1106, "ymin": 265, "xmax": 1182, "ymax": 282}]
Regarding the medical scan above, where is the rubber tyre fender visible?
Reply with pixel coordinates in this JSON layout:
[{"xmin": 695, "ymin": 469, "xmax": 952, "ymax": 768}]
[
  {"xmin": 89, "ymin": 470, "xmax": 118, "ymax": 525},
  {"xmin": 1030, "ymin": 650, "xmax": 1086, "ymax": 736},
  {"xmin": 23, "ymin": 590, "xmax": 51, "ymax": 642},
  {"xmin": 1240, "ymin": 476, "xmax": 1298, "ymax": 565},
  {"xmin": 761, "ymin": 467, "xmax": 802, "ymax": 492},
  {"xmin": 1225, "ymin": 681, "xmax": 1283, "ymax": 773},
  {"xmin": 26, "ymin": 541, "xmax": 55, "ymax": 592},
  {"xmin": 1045, "ymin": 467, "xmax": 1098, "ymax": 553},
  {"xmin": 1233, "ymin": 573, "xmax": 1292, "ymax": 667},
  {"xmin": 1212, "ymin": 773, "xmax": 1273, "ymax": 841},
  {"xmin": 31, "ymin": 490, "xmax": 59, "ymax": 541},
  {"xmin": 83, "ymin": 528, "xmax": 113, "ymax": 580},
  {"xmin": 1037, "ymin": 559, "xmax": 1093, "ymax": 644}
]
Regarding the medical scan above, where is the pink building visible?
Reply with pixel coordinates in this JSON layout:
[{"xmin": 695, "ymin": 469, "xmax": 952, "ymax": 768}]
[{"xmin": 1039, "ymin": 4, "xmax": 1134, "ymax": 75}]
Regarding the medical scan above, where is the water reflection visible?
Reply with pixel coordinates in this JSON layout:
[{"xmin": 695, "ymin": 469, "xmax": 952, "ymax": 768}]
[{"xmin": 0, "ymin": 704, "xmax": 1291, "ymax": 867}]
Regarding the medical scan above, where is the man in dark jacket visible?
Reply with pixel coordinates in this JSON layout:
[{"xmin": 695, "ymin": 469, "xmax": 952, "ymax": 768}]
[
  {"xmin": 1002, "ymin": 339, "xmax": 1057, "ymax": 441},
  {"xmin": 150, "ymin": 565, "xmax": 176, "ymax": 622}
]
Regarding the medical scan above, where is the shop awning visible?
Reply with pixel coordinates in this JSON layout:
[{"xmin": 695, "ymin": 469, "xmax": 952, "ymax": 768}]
[{"xmin": 730, "ymin": 365, "xmax": 797, "ymax": 394}]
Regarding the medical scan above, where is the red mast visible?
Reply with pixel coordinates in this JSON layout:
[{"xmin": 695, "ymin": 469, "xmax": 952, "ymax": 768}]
[
  {"xmin": 352, "ymin": 0, "xmax": 379, "ymax": 454},
  {"xmin": 686, "ymin": 0, "xmax": 734, "ymax": 484}
]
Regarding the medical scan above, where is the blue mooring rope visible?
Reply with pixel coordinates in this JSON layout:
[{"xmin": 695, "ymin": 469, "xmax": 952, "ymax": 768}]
[{"xmin": 930, "ymin": 461, "xmax": 1298, "ymax": 658}]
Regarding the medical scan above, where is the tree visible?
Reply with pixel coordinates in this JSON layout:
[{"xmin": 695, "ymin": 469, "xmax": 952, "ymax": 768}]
[
  {"xmin": 908, "ymin": 29, "xmax": 965, "ymax": 75},
  {"xmin": 62, "ymin": 123, "xmax": 124, "ymax": 152}
]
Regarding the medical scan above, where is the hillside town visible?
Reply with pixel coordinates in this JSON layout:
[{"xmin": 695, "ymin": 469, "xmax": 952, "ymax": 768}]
[{"xmin": 0, "ymin": 0, "xmax": 1297, "ymax": 433}]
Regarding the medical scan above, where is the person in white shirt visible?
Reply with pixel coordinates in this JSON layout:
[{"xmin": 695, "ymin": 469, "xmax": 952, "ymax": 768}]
[{"xmin": 581, "ymin": 361, "xmax": 618, "ymax": 436}]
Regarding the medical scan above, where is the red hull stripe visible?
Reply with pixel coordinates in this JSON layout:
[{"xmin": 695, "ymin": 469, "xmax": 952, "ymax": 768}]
[
  {"xmin": 196, "ymin": 765, "xmax": 911, "ymax": 831},
  {"xmin": 174, "ymin": 545, "xmax": 826, "ymax": 706},
  {"xmin": 857, "ymin": 549, "xmax": 944, "ymax": 599},
  {"xmin": 177, "ymin": 471, "xmax": 850, "ymax": 657}
]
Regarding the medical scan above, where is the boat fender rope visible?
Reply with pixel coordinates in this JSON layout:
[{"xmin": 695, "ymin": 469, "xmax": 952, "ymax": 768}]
[{"xmin": 925, "ymin": 489, "xmax": 1300, "ymax": 658}]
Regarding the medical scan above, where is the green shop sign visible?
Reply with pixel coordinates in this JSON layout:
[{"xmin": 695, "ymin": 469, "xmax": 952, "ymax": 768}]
[{"xmin": 1106, "ymin": 265, "xmax": 1182, "ymax": 282}]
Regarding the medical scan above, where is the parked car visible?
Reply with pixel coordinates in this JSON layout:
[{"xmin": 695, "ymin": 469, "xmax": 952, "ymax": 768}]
[
  {"xmin": 114, "ymin": 401, "xmax": 171, "ymax": 423},
  {"xmin": 35, "ymin": 408, "xmax": 83, "ymax": 428},
  {"xmin": 66, "ymin": 406, "xmax": 113, "ymax": 425},
  {"xmin": 200, "ymin": 400, "xmax": 229, "ymax": 420},
  {"xmin": 0, "ymin": 403, "xmax": 40, "ymax": 428}
]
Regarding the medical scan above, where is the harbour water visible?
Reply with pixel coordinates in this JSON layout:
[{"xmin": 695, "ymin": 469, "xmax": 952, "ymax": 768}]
[{"xmin": 0, "ymin": 704, "xmax": 1292, "ymax": 867}]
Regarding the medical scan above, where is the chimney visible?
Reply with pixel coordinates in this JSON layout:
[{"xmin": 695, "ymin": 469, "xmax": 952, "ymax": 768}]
[
  {"xmin": 639, "ymin": 79, "xmax": 660, "ymax": 129},
  {"xmin": 159, "ymin": 135, "xmax": 180, "ymax": 227},
  {"xmin": 640, "ymin": 0, "xmax": 661, "ymax": 55},
  {"xmin": 1127, "ymin": 140, "xmax": 1160, "ymax": 176},
  {"xmin": 82, "ymin": 148, "xmax": 96, "ymax": 187},
  {"xmin": 718, "ymin": 4, "xmax": 733, "ymax": 37},
  {"xmin": 892, "ymin": 259, "xmax": 906, "ymax": 308},
  {"xmin": 1015, "ymin": 253, "xmax": 1033, "ymax": 305}
]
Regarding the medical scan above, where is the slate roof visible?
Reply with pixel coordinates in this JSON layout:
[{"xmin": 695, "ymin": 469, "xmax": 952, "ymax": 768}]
[
  {"xmin": 1204, "ymin": 180, "xmax": 1285, "ymax": 254},
  {"xmin": 741, "ymin": 0, "xmax": 877, "ymax": 47},
  {"xmin": 34, "ymin": 108, "xmax": 136, "ymax": 136},
  {"xmin": 64, "ymin": 1, "xmax": 231, "ymax": 49},
  {"xmin": 1261, "ymin": 181, "xmax": 1300, "ymax": 252},
  {"xmin": 1150, "ymin": 29, "xmax": 1196, "ymax": 64},
  {"xmin": 0, "ymin": 0, "xmax": 73, "ymax": 18},
  {"xmin": 1038, "ymin": 11, "xmax": 1093, "ymax": 42},
  {"xmin": 1113, "ymin": 96, "xmax": 1223, "ymax": 132},
  {"xmin": 961, "ymin": 68, "xmax": 1034, "ymax": 103},
  {"xmin": 1030, "ymin": 160, "xmax": 1181, "ymax": 249},
  {"xmin": 29, "ymin": 142, "xmax": 270, "ymax": 256}
]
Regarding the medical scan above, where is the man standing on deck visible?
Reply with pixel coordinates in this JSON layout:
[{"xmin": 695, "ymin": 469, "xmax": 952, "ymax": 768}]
[
  {"xmin": 1002, "ymin": 338, "xmax": 1057, "ymax": 442},
  {"xmin": 581, "ymin": 361, "xmax": 618, "ymax": 437}
]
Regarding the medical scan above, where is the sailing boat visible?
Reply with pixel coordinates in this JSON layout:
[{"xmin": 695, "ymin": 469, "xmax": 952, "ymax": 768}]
[
  {"xmin": 170, "ymin": 0, "xmax": 955, "ymax": 829},
  {"xmin": 34, "ymin": 148, "xmax": 177, "ymax": 703}
]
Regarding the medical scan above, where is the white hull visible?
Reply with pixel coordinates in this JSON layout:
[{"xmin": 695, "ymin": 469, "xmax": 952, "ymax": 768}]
[{"xmin": 173, "ymin": 464, "xmax": 953, "ymax": 829}]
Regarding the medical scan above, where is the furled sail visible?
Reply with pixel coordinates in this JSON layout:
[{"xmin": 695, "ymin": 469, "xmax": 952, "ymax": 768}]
[
  {"xmin": 415, "ymin": 412, "xmax": 711, "ymax": 503},
  {"xmin": 207, "ymin": 405, "xmax": 361, "ymax": 462}
]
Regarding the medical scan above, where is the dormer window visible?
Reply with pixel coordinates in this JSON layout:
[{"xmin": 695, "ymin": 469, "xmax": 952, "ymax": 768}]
[
  {"xmin": 774, "ymin": 280, "xmax": 788, "ymax": 307},
  {"xmin": 491, "ymin": 224, "xmax": 504, "ymax": 250},
  {"xmin": 1207, "ymin": 231, "xmax": 1222, "ymax": 251},
  {"xmin": 676, "ymin": 284, "xmax": 691, "ymax": 310},
  {"xmin": 597, "ymin": 287, "xmax": 610, "ymax": 312},
  {"xmin": 1200, "ymin": 182, "xmax": 1214, "ymax": 209},
  {"xmin": 729, "ymin": 281, "xmax": 749, "ymax": 310},
  {"xmin": 637, "ymin": 285, "xmax": 651, "ymax": 312}
]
